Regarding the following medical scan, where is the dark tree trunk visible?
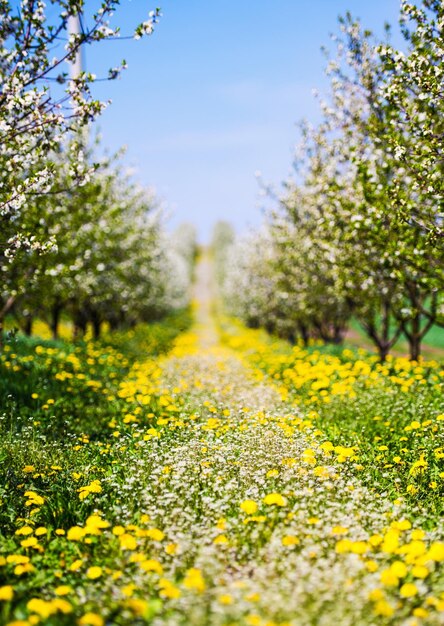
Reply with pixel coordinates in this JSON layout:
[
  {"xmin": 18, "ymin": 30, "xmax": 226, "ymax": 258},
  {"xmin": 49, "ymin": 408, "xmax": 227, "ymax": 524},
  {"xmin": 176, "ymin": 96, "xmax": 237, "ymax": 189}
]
[
  {"xmin": 265, "ymin": 321, "xmax": 274, "ymax": 334},
  {"xmin": 400, "ymin": 283, "xmax": 437, "ymax": 362},
  {"xmin": 73, "ymin": 310, "xmax": 87, "ymax": 341},
  {"xmin": 0, "ymin": 295, "xmax": 17, "ymax": 352},
  {"xmin": 409, "ymin": 336, "xmax": 421, "ymax": 361},
  {"xmin": 51, "ymin": 304, "xmax": 62, "ymax": 341},
  {"xmin": 91, "ymin": 312, "xmax": 101, "ymax": 340},
  {"xmin": 109, "ymin": 317, "xmax": 120, "ymax": 331},
  {"xmin": 24, "ymin": 316, "xmax": 33, "ymax": 336},
  {"xmin": 378, "ymin": 344, "xmax": 390, "ymax": 363},
  {"xmin": 298, "ymin": 323, "xmax": 309, "ymax": 347},
  {"xmin": 332, "ymin": 324, "xmax": 345, "ymax": 344},
  {"xmin": 359, "ymin": 296, "xmax": 403, "ymax": 362},
  {"xmin": 407, "ymin": 309, "xmax": 422, "ymax": 361}
]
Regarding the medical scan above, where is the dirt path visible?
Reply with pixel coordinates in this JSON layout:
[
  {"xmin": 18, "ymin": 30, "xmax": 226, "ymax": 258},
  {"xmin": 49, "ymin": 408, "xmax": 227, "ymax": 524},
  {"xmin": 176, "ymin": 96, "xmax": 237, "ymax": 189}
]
[{"xmin": 192, "ymin": 254, "xmax": 220, "ymax": 349}]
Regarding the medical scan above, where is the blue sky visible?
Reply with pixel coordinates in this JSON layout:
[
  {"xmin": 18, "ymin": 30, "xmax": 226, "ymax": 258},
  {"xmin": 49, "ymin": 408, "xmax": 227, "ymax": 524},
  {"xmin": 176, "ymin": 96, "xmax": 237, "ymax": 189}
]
[{"xmin": 88, "ymin": 0, "xmax": 402, "ymax": 242}]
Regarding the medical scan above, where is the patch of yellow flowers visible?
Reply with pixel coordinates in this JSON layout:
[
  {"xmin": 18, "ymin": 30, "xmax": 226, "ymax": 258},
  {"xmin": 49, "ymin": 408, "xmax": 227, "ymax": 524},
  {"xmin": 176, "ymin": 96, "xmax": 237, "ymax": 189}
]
[{"xmin": 2, "ymin": 317, "xmax": 444, "ymax": 625}]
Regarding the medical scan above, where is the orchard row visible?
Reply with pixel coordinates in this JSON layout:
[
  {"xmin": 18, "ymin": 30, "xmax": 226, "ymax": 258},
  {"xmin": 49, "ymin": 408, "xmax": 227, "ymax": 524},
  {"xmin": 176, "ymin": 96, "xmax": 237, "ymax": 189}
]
[
  {"xmin": 218, "ymin": 1, "xmax": 444, "ymax": 362},
  {"xmin": 0, "ymin": 3, "xmax": 195, "ymax": 342}
]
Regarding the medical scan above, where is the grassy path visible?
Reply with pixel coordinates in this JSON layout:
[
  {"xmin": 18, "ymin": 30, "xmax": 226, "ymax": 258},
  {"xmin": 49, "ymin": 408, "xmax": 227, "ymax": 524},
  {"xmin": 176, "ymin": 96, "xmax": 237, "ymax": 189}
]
[
  {"xmin": 123, "ymin": 257, "xmax": 443, "ymax": 625},
  {"xmin": 1, "ymin": 258, "xmax": 444, "ymax": 626}
]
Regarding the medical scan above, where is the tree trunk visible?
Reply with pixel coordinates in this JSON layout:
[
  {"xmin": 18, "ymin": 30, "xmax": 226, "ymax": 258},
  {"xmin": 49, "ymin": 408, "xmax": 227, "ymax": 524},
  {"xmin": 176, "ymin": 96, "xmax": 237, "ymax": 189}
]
[
  {"xmin": 91, "ymin": 313, "xmax": 101, "ymax": 340},
  {"xmin": 51, "ymin": 304, "xmax": 62, "ymax": 340},
  {"xmin": 332, "ymin": 324, "xmax": 345, "ymax": 345},
  {"xmin": 24, "ymin": 316, "xmax": 33, "ymax": 336},
  {"xmin": 378, "ymin": 344, "xmax": 390, "ymax": 363},
  {"xmin": 286, "ymin": 330, "xmax": 296, "ymax": 345},
  {"xmin": 409, "ymin": 337, "xmax": 421, "ymax": 361},
  {"xmin": 403, "ymin": 282, "xmax": 422, "ymax": 362},
  {"xmin": 73, "ymin": 321, "xmax": 87, "ymax": 341},
  {"xmin": 378, "ymin": 300, "xmax": 392, "ymax": 362},
  {"xmin": 0, "ymin": 295, "xmax": 18, "ymax": 352},
  {"xmin": 72, "ymin": 310, "xmax": 87, "ymax": 341},
  {"xmin": 109, "ymin": 317, "xmax": 120, "ymax": 331},
  {"xmin": 360, "ymin": 297, "xmax": 403, "ymax": 363},
  {"xmin": 298, "ymin": 323, "xmax": 309, "ymax": 347},
  {"xmin": 408, "ymin": 312, "xmax": 421, "ymax": 361},
  {"xmin": 265, "ymin": 320, "xmax": 274, "ymax": 334}
]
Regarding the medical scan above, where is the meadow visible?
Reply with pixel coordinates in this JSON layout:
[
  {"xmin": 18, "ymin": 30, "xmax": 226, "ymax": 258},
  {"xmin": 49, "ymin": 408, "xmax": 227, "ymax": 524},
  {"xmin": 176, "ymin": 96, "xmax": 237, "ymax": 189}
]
[
  {"xmin": 2, "ymin": 1, "xmax": 444, "ymax": 624},
  {"xmin": 1, "ymin": 283, "xmax": 444, "ymax": 626}
]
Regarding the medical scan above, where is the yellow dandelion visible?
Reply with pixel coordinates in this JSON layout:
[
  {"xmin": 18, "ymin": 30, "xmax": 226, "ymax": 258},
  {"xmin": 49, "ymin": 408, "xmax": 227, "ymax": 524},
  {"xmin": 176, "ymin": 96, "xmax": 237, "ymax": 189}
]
[
  {"xmin": 240, "ymin": 500, "xmax": 258, "ymax": 515},
  {"xmin": 0, "ymin": 586, "xmax": 13, "ymax": 601},
  {"xmin": 399, "ymin": 583, "xmax": 418, "ymax": 598},
  {"xmin": 86, "ymin": 566, "xmax": 103, "ymax": 580},
  {"xmin": 78, "ymin": 613, "xmax": 104, "ymax": 626},
  {"xmin": 263, "ymin": 493, "xmax": 287, "ymax": 506}
]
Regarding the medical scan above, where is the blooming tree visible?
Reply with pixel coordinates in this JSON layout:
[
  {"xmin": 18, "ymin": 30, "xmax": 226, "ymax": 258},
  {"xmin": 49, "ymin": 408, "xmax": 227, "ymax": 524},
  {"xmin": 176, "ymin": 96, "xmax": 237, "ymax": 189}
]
[
  {"xmin": 0, "ymin": 1, "xmax": 160, "ymax": 336},
  {"xmin": 223, "ymin": 1, "xmax": 444, "ymax": 361}
]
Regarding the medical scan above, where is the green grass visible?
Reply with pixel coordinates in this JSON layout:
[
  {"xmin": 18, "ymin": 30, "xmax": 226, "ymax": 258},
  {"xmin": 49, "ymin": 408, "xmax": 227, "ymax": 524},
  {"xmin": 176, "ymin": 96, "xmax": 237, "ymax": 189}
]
[{"xmin": 0, "ymin": 310, "xmax": 191, "ymax": 533}]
